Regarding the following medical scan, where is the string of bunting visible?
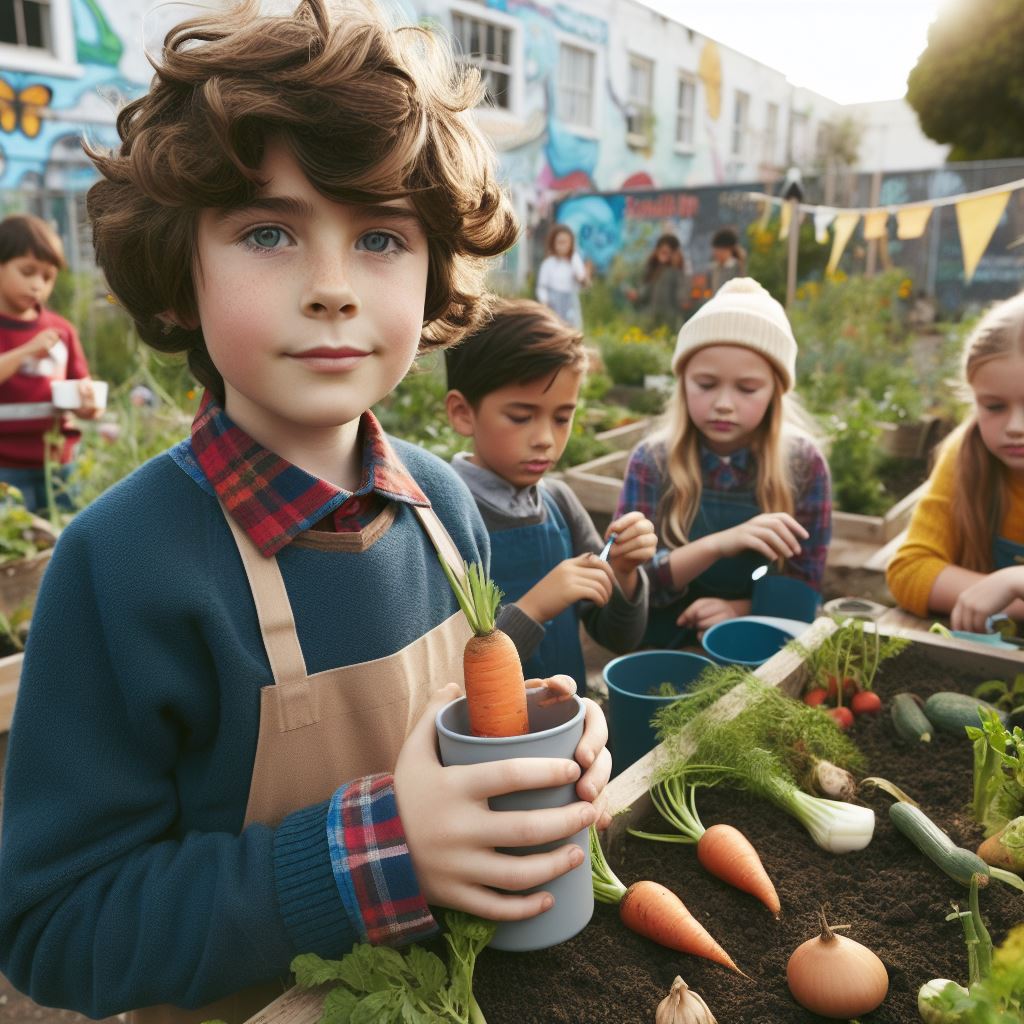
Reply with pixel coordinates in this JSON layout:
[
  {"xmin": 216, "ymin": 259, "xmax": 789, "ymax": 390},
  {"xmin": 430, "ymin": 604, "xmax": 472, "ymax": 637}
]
[{"xmin": 744, "ymin": 176, "xmax": 1024, "ymax": 283}]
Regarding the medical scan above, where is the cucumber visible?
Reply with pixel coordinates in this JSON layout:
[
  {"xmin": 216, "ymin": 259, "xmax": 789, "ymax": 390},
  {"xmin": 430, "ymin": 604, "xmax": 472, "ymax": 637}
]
[
  {"xmin": 923, "ymin": 691, "xmax": 1007, "ymax": 734},
  {"xmin": 891, "ymin": 692, "xmax": 933, "ymax": 743},
  {"xmin": 889, "ymin": 801, "xmax": 990, "ymax": 886}
]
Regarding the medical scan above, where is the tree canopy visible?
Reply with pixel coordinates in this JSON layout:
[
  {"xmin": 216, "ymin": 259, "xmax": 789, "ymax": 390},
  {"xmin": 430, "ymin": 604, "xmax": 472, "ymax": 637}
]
[{"xmin": 906, "ymin": 0, "xmax": 1024, "ymax": 161}]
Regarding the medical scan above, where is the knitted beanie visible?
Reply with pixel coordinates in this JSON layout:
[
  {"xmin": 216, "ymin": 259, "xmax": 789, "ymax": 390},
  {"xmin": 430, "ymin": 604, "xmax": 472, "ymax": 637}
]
[{"xmin": 672, "ymin": 277, "xmax": 797, "ymax": 390}]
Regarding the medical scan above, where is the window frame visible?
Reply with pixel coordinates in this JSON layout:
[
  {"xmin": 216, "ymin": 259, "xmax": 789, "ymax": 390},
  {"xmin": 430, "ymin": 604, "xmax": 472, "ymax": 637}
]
[
  {"xmin": 674, "ymin": 70, "xmax": 696, "ymax": 153},
  {"xmin": 448, "ymin": 1, "xmax": 521, "ymax": 116},
  {"xmin": 0, "ymin": 0, "xmax": 80, "ymax": 78},
  {"xmin": 556, "ymin": 38, "xmax": 599, "ymax": 135},
  {"xmin": 731, "ymin": 89, "xmax": 750, "ymax": 159},
  {"xmin": 625, "ymin": 52, "xmax": 655, "ymax": 148},
  {"xmin": 763, "ymin": 100, "xmax": 779, "ymax": 166}
]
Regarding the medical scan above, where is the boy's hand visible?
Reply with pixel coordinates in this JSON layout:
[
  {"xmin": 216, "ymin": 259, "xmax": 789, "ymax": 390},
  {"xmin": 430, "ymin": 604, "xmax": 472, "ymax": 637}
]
[
  {"xmin": 20, "ymin": 328, "xmax": 60, "ymax": 359},
  {"xmin": 517, "ymin": 553, "xmax": 614, "ymax": 623},
  {"xmin": 603, "ymin": 512, "xmax": 657, "ymax": 599},
  {"xmin": 716, "ymin": 512, "xmax": 807, "ymax": 562},
  {"xmin": 395, "ymin": 684, "xmax": 598, "ymax": 920},
  {"xmin": 676, "ymin": 596, "xmax": 748, "ymax": 636},
  {"xmin": 75, "ymin": 379, "xmax": 103, "ymax": 420},
  {"xmin": 526, "ymin": 675, "xmax": 612, "ymax": 828},
  {"xmin": 951, "ymin": 566, "xmax": 1024, "ymax": 634}
]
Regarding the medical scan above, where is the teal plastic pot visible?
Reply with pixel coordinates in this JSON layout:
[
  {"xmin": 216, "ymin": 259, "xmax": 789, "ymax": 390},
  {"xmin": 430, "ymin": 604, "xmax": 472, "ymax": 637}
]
[
  {"xmin": 702, "ymin": 618, "xmax": 791, "ymax": 667},
  {"xmin": 435, "ymin": 688, "xmax": 592, "ymax": 952},
  {"xmin": 750, "ymin": 575, "xmax": 820, "ymax": 622},
  {"xmin": 603, "ymin": 650, "xmax": 713, "ymax": 776}
]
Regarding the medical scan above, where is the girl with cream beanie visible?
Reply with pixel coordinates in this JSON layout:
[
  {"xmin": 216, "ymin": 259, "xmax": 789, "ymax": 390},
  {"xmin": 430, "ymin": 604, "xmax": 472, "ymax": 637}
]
[{"xmin": 614, "ymin": 278, "xmax": 832, "ymax": 646}]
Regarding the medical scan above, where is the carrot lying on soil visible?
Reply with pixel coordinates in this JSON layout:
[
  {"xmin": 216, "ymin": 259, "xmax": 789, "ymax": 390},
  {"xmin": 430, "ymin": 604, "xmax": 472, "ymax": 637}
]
[
  {"xmin": 628, "ymin": 773, "xmax": 781, "ymax": 917},
  {"xmin": 440, "ymin": 559, "xmax": 528, "ymax": 738},
  {"xmin": 590, "ymin": 826, "xmax": 746, "ymax": 975}
]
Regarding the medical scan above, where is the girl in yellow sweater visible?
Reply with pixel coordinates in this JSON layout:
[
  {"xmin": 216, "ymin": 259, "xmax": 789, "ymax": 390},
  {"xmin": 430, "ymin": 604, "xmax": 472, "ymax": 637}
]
[{"xmin": 887, "ymin": 291, "xmax": 1024, "ymax": 631}]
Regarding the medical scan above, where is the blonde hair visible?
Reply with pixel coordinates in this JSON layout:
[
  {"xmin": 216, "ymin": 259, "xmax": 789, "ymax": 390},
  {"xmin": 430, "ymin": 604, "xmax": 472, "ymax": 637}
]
[
  {"xmin": 657, "ymin": 356, "xmax": 794, "ymax": 550},
  {"xmin": 85, "ymin": 0, "xmax": 518, "ymax": 401},
  {"xmin": 948, "ymin": 290, "xmax": 1024, "ymax": 571}
]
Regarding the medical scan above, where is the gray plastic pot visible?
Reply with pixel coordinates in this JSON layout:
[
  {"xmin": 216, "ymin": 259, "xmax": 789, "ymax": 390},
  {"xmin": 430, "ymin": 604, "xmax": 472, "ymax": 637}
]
[{"xmin": 435, "ymin": 687, "xmax": 593, "ymax": 951}]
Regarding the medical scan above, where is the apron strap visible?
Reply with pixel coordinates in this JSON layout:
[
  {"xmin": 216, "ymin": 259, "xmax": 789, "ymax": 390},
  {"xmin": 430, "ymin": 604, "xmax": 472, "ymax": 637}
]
[
  {"xmin": 220, "ymin": 505, "xmax": 309, "ymax": 686},
  {"xmin": 413, "ymin": 504, "xmax": 468, "ymax": 580}
]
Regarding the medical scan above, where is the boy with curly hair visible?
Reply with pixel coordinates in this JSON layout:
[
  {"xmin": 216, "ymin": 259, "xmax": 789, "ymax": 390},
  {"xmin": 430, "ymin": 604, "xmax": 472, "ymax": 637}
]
[{"xmin": 0, "ymin": 3, "xmax": 610, "ymax": 1021}]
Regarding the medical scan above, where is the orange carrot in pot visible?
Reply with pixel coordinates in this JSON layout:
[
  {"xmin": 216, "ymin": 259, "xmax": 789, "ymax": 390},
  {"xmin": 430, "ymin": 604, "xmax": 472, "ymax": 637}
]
[
  {"xmin": 628, "ymin": 773, "xmax": 780, "ymax": 917},
  {"xmin": 590, "ymin": 827, "xmax": 745, "ymax": 975},
  {"xmin": 440, "ymin": 559, "xmax": 528, "ymax": 738}
]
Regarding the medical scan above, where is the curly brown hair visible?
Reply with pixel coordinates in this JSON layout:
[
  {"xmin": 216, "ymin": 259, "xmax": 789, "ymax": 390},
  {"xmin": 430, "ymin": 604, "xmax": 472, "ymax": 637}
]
[{"xmin": 85, "ymin": 0, "xmax": 518, "ymax": 400}]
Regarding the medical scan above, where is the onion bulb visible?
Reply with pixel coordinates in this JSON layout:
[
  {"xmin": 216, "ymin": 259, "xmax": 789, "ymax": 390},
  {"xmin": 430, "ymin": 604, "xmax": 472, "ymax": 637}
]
[
  {"xmin": 655, "ymin": 976, "xmax": 717, "ymax": 1024},
  {"xmin": 786, "ymin": 911, "xmax": 889, "ymax": 1018}
]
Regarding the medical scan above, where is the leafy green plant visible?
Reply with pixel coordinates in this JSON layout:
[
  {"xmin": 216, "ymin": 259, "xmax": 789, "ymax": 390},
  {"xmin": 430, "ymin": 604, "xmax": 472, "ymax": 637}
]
[
  {"xmin": 973, "ymin": 675, "xmax": 1024, "ymax": 718},
  {"xmin": 824, "ymin": 397, "xmax": 889, "ymax": 516},
  {"xmin": 0, "ymin": 483, "xmax": 55, "ymax": 563},
  {"xmin": 288, "ymin": 910, "xmax": 495, "ymax": 1024},
  {"xmin": 596, "ymin": 325, "xmax": 672, "ymax": 387},
  {"xmin": 967, "ymin": 709, "xmax": 1024, "ymax": 837}
]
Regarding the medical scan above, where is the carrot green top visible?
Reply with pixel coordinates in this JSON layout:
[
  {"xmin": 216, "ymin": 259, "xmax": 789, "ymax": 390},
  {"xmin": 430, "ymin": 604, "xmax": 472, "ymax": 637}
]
[{"xmin": 440, "ymin": 558, "xmax": 503, "ymax": 636}]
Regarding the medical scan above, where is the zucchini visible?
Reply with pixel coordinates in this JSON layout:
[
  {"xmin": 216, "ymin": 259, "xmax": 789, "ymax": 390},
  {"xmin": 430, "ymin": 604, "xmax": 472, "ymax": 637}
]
[
  {"xmin": 889, "ymin": 801, "xmax": 990, "ymax": 886},
  {"xmin": 923, "ymin": 692, "xmax": 1007, "ymax": 734},
  {"xmin": 891, "ymin": 692, "xmax": 933, "ymax": 743}
]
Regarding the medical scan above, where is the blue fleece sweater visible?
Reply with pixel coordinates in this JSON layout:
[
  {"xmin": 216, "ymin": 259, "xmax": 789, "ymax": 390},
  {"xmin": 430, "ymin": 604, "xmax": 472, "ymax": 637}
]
[{"xmin": 0, "ymin": 439, "xmax": 488, "ymax": 1016}]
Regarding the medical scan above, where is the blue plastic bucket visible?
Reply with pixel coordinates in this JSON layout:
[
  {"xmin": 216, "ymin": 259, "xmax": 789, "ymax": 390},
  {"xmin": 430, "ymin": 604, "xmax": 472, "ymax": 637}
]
[
  {"xmin": 702, "ymin": 618, "xmax": 791, "ymax": 667},
  {"xmin": 603, "ymin": 650, "xmax": 713, "ymax": 776}
]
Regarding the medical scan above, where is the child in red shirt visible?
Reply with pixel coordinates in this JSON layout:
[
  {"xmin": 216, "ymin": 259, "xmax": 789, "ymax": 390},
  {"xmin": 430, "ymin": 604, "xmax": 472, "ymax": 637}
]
[{"xmin": 0, "ymin": 214, "xmax": 101, "ymax": 512}]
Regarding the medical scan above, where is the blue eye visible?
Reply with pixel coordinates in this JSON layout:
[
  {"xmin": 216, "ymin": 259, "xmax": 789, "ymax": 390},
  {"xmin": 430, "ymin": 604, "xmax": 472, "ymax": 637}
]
[
  {"xmin": 360, "ymin": 231, "xmax": 397, "ymax": 254},
  {"xmin": 246, "ymin": 226, "xmax": 285, "ymax": 250}
]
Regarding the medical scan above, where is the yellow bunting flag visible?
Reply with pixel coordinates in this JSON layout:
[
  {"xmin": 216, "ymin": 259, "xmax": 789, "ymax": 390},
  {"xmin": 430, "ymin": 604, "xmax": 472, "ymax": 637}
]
[
  {"xmin": 862, "ymin": 211, "xmax": 888, "ymax": 240},
  {"xmin": 826, "ymin": 212, "xmax": 859, "ymax": 277},
  {"xmin": 757, "ymin": 199, "xmax": 772, "ymax": 230},
  {"xmin": 779, "ymin": 201, "xmax": 792, "ymax": 240},
  {"xmin": 896, "ymin": 205, "xmax": 932, "ymax": 240},
  {"xmin": 956, "ymin": 191, "xmax": 1010, "ymax": 282}
]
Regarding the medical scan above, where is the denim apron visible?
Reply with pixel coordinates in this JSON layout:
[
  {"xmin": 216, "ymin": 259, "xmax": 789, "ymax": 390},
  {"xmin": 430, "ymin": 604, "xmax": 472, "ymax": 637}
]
[
  {"xmin": 488, "ymin": 487, "xmax": 588, "ymax": 692},
  {"xmin": 644, "ymin": 481, "xmax": 763, "ymax": 648},
  {"xmin": 994, "ymin": 533, "xmax": 1024, "ymax": 570}
]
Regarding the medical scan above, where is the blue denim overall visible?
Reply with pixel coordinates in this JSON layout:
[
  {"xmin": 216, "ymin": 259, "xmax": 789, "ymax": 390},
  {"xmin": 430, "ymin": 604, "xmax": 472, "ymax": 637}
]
[
  {"xmin": 489, "ymin": 488, "xmax": 589, "ymax": 693},
  {"xmin": 994, "ymin": 533, "xmax": 1024, "ymax": 570},
  {"xmin": 644, "ymin": 482, "xmax": 763, "ymax": 648}
]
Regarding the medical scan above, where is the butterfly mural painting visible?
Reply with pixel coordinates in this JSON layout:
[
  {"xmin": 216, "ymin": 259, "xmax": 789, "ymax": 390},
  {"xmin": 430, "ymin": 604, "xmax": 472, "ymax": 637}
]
[{"xmin": 0, "ymin": 79, "xmax": 53, "ymax": 139}]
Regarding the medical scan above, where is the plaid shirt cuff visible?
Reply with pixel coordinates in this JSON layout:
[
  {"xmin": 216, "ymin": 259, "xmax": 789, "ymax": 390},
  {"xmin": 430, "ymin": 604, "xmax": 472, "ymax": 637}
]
[{"xmin": 327, "ymin": 774, "xmax": 437, "ymax": 947}]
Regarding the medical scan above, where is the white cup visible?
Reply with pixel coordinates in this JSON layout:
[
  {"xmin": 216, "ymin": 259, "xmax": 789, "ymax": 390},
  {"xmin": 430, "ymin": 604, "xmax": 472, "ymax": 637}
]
[{"xmin": 51, "ymin": 379, "xmax": 108, "ymax": 412}]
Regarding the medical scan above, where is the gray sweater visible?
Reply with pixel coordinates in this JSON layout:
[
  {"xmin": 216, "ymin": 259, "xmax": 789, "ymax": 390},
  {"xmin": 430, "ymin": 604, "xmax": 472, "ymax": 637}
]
[{"xmin": 452, "ymin": 454, "xmax": 649, "ymax": 662}]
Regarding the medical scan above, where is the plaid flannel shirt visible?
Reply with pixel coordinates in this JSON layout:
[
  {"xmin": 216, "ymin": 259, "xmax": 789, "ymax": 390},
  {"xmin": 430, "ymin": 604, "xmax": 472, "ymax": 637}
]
[
  {"xmin": 616, "ymin": 434, "xmax": 831, "ymax": 600},
  {"xmin": 191, "ymin": 392, "xmax": 437, "ymax": 947}
]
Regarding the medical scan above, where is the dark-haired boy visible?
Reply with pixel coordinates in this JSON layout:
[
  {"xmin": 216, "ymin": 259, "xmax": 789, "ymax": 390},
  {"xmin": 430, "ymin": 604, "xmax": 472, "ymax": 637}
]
[
  {"xmin": 0, "ymin": 213, "xmax": 101, "ymax": 511},
  {"xmin": 445, "ymin": 298, "xmax": 655, "ymax": 691}
]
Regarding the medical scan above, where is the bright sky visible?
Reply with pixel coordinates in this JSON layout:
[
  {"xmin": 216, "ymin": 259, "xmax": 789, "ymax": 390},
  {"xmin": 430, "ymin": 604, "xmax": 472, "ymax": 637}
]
[{"xmin": 636, "ymin": 0, "xmax": 954, "ymax": 105}]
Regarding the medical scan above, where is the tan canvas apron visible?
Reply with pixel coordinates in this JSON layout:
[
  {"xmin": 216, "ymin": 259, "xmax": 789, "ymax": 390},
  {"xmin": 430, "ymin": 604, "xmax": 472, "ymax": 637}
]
[{"xmin": 130, "ymin": 502, "xmax": 472, "ymax": 1024}]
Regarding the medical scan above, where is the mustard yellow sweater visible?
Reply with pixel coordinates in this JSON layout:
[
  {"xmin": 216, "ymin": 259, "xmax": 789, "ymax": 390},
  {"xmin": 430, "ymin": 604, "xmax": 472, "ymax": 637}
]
[{"xmin": 887, "ymin": 434, "xmax": 1024, "ymax": 616}]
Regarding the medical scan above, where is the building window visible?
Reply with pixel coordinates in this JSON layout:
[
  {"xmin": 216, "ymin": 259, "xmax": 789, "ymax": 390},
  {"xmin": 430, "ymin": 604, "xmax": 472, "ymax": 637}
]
[
  {"xmin": 763, "ymin": 101, "xmax": 779, "ymax": 165},
  {"xmin": 0, "ymin": 0, "xmax": 52, "ymax": 51},
  {"xmin": 789, "ymin": 110, "xmax": 809, "ymax": 165},
  {"xmin": 675, "ymin": 72, "xmax": 695, "ymax": 148},
  {"xmin": 451, "ymin": 10, "xmax": 514, "ymax": 111},
  {"xmin": 558, "ymin": 43, "xmax": 595, "ymax": 130},
  {"xmin": 626, "ymin": 54, "xmax": 654, "ymax": 144},
  {"xmin": 731, "ymin": 89, "xmax": 749, "ymax": 158}
]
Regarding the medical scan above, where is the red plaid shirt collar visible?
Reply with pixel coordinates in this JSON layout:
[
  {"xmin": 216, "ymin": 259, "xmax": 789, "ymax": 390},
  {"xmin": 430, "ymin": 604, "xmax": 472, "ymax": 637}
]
[{"xmin": 191, "ymin": 391, "xmax": 429, "ymax": 557}]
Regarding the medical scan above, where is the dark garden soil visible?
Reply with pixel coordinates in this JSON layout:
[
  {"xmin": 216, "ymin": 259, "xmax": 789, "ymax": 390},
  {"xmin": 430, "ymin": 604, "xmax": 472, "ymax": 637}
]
[{"xmin": 472, "ymin": 643, "xmax": 1023, "ymax": 1024}]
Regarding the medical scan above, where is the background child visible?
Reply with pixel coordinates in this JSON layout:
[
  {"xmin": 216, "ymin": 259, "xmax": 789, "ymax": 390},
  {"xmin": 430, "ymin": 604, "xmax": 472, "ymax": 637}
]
[
  {"xmin": 445, "ymin": 298, "xmax": 655, "ymax": 690},
  {"xmin": 0, "ymin": 214, "xmax": 101, "ymax": 512},
  {"xmin": 535, "ymin": 223, "xmax": 589, "ymax": 329},
  {"xmin": 709, "ymin": 226, "xmax": 747, "ymax": 294},
  {"xmin": 615, "ymin": 278, "xmax": 832, "ymax": 647},
  {"xmin": 626, "ymin": 233, "xmax": 690, "ymax": 333},
  {"xmin": 0, "ymin": 3, "xmax": 610, "ymax": 1020},
  {"xmin": 887, "ymin": 290, "xmax": 1024, "ymax": 628}
]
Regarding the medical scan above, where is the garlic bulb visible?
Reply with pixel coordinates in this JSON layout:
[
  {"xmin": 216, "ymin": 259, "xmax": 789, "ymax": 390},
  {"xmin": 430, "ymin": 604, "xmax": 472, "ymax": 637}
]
[
  {"xmin": 655, "ymin": 976, "xmax": 718, "ymax": 1024},
  {"xmin": 786, "ymin": 912, "xmax": 889, "ymax": 1019}
]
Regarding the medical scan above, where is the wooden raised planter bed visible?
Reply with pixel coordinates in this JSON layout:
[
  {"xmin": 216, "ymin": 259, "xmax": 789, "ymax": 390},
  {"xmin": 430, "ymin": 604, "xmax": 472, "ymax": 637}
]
[
  {"xmin": 0, "ymin": 651, "xmax": 21, "ymax": 733},
  {"xmin": 247, "ymin": 620, "xmax": 1022, "ymax": 1024}
]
